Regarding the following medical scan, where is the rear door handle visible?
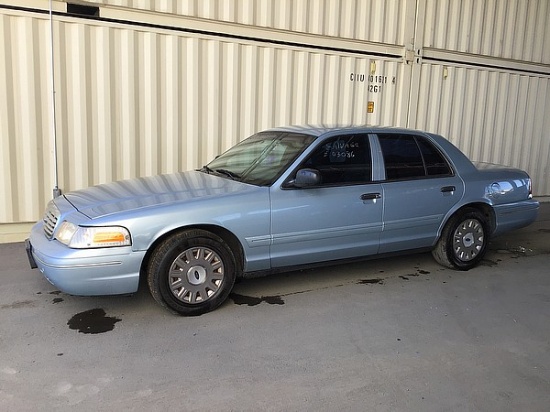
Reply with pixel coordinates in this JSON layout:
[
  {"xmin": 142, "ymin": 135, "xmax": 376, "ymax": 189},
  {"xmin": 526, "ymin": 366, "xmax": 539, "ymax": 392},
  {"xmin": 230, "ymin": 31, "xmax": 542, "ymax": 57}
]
[
  {"xmin": 441, "ymin": 186, "xmax": 455, "ymax": 193},
  {"xmin": 361, "ymin": 193, "xmax": 381, "ymax": 200}
]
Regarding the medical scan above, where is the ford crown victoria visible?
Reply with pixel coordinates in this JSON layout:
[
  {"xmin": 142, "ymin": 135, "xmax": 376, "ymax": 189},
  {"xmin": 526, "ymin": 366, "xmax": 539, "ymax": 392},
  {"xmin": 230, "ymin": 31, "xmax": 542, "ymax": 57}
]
[{"xmin": 26, "ymin": 126, "xmax": 539, "ymax": 315}]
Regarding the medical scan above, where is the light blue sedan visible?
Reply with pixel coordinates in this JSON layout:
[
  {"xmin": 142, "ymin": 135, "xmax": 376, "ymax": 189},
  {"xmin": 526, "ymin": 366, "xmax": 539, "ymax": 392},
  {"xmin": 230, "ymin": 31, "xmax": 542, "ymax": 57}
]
[{"xmin": 27, "ymin": 126, "xmax": 539, "ymax": 315}]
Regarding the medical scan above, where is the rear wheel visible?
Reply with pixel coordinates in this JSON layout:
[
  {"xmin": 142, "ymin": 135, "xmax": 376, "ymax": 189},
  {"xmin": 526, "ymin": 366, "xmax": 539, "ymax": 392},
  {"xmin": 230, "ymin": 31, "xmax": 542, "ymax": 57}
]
[
  {"xmin": 432, "ymin": 208, "xmax": 489, "ymax": 270},
  {"xmin": 147, "ymin": 229, "xmax": 237, "ymax": 315}
]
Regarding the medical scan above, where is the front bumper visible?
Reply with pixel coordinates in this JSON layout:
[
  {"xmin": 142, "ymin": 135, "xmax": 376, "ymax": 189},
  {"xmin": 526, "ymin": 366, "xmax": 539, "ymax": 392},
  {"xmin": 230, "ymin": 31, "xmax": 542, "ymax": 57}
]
[
  {"xmin": 25, "ymin": 239, "xmax": 37, "ymax": 269},
  {"xmin": 27, "ymin": 222, "xmax": 145, "ymax": 296}
]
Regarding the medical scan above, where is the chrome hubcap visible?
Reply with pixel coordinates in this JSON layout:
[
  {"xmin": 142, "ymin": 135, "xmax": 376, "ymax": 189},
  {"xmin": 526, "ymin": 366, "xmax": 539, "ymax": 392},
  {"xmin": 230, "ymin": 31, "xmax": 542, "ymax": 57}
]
[
  {"xmin": 168, "ymin": 247, "xmax": 224, "ymax": 304},
  {"xmin": 453, "ymin": 218, "xmax": 484, "ymax": 262}
]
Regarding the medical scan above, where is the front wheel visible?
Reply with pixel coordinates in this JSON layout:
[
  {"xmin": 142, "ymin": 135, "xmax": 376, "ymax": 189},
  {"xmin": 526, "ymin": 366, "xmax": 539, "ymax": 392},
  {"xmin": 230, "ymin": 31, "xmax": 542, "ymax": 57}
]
[
  {"xmin": 432, "ymin": 208, "xmax": 489, "ymax": 270},
  {"xmin": 147, "ymin": 229, "xmax": 237, "ymax": 315}
]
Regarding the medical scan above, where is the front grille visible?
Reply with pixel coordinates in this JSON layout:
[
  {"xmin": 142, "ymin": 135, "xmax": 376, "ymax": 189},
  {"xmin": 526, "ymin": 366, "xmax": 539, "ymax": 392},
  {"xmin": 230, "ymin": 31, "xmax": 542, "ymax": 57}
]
[{"xmin": 43, "ymin": 201, "xmax": 60, "ymax": 239}]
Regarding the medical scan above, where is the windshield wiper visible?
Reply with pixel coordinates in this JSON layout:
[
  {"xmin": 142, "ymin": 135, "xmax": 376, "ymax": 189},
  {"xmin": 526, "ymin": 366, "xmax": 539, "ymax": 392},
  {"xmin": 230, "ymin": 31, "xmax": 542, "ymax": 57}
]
[
  {"xmin": 200, "ymin": 165, "xmax": 214, "ymax": 174},
  {"xmin": 213, "ymin": 168, "xmax": 241, "ymax": 180}
]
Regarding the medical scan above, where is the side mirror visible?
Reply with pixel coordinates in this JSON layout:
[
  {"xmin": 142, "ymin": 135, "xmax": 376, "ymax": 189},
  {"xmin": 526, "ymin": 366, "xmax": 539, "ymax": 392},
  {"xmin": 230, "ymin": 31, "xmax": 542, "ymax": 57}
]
[{"xmin": 293, "ymin": 168, "xmax": 321, "ymax": 188}]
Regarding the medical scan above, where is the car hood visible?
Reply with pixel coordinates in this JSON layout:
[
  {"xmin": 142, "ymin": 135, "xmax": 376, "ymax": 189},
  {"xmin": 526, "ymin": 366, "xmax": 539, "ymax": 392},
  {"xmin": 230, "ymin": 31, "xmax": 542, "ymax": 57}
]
[{"xmin": 64, "ymin": 170, "xmax": 255, "ymax": 219}]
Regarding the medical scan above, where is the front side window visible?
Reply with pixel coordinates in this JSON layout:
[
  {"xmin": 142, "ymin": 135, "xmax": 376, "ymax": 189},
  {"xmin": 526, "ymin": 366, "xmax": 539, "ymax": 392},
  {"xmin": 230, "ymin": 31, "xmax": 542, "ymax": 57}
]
[
  {"xmin": 378, "ymin": 134, "xmax": 452, "ymax": 180},
  {"xmin": 301, "ymin": 134, "xmax": 372, "ymax": 185}
]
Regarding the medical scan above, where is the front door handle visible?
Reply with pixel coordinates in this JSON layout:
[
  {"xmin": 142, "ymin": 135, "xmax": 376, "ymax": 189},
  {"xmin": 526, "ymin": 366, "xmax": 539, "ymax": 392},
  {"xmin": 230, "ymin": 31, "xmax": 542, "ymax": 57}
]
[
  {"xmin": 361, "ymin": 193, "xmax": 382, "ymax": 200},
  {"xmin": 441, "ymin": 186, "xmax": 455, "ymax": 193}
]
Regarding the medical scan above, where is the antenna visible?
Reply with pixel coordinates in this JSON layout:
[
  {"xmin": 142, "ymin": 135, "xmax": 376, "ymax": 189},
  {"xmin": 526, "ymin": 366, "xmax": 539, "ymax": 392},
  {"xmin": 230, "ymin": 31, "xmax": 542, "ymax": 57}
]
[{"xmin": 49, "ymin": 0, "xmax": 61, "ymax": 198}]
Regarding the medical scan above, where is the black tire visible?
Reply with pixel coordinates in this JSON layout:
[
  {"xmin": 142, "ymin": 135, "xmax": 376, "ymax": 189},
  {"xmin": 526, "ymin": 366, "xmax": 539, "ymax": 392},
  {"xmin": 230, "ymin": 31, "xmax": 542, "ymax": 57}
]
[
  {"xmin": 147, "ymin": 229, "xmax": 237, "ymax": 316},
  {"xmin": 432, "ymin": 208, "xmax": 489, "ymax": 270}
]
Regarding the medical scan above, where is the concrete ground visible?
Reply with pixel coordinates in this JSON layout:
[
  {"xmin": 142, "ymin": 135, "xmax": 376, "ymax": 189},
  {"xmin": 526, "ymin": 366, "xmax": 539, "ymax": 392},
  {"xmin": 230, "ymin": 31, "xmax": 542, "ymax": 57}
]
[{"xmin": 1, "ymin": 205, "xmax": 549, "ymax": 412}]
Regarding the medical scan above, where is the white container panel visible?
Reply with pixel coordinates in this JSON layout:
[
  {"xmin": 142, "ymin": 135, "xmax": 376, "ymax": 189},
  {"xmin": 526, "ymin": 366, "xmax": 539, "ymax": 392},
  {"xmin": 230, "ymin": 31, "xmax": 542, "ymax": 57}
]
[
  {"xmin": 0, "ymin": 12, "xmax": 54, "ymax": 223},
  {"xmin": 83, "ymin": 0, "xmax": 411, "ymax": 45},
  {"xmin": 2, "ymin": 2, "xmax": 548, "ymax": 230},
  {"xmin": 0, "ymin": 9, "xmax": 408, "ymax": 223},
  {"xmin": 422, "ymin": 0, "xmax": 550, "ymax": 64},
  {"xmin": 413, "ymin": 63, "xmax": 550, "ymax": 196}
]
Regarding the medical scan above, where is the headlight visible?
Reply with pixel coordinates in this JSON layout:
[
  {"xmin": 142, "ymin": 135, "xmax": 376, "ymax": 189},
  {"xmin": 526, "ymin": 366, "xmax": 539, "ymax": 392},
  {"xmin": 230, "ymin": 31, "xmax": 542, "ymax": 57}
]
[
  {"xmin": 56, "ymin": 221, "xmax": 78, "ymax": 245},
  {"xmin": 56, "ymin": 222, "xmax": 131, "ymax": 248}
]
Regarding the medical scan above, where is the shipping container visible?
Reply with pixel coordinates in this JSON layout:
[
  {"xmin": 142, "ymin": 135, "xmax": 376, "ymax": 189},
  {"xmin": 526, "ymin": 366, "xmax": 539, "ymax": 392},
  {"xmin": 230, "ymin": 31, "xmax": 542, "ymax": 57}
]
[{"xmin": 0, "ymin": 0, "xmax": 548, "ymax": 242}]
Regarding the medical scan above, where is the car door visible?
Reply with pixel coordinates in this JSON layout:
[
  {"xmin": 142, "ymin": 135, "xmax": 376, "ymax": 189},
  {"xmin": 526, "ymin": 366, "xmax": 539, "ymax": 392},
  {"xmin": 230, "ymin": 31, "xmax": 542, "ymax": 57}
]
[
  {"xmin": 269, "ymin": 133, "xmax": 383, "ymax": 267},
  {"xmin": 375, "ymin": 133, "xmax": 464, "ymax": 253}
]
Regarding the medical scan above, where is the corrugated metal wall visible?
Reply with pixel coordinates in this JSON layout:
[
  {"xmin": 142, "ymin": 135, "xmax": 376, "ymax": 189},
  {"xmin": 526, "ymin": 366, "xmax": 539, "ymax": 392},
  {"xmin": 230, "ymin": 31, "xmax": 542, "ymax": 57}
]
[
  {"xmin": 0, "ymin": 3, "xmax": 409, "ymax": 224},
  {"xmin": 412, "ymin": 64, "xmax": 550, "ymax": 195},
  {"xmin": 0, "ymin": 0, "xmax": 549, "ymax": 234},
  {"xmin": 421, "ymin": 0, "xmax": 550, "ymax": 64},
  {"xmin": 412, "ymin": 0, "xmax": 550, "ymax": 196},
  {"xmin": 86, "ymin": 0, "xmax": 413, "ymax": 45},
  {"xmin": 0, "ymin": 8, "xmax": 54, "ymax": 223}
]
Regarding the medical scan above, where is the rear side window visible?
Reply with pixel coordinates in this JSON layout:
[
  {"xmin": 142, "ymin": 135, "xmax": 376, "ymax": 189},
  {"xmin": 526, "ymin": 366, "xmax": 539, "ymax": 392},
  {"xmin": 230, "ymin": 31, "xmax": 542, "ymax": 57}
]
[
  {"xmin": 378, "ymin": 134, "xmax": 452, "ymax": 180},
  {"xmin": 417, "ymin": 139, "xmax": 452, "ymax": 176}
]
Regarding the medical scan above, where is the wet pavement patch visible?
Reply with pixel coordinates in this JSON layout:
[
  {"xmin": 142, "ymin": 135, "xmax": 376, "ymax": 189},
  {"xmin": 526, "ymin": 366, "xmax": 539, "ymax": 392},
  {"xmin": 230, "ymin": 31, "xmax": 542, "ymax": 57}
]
[
  {"xmin": 399, "ymin": 266, "xmax": 442, "ymax": 282},
  {"xmin": 67, "ymin": 308, "xmax": 121, "ymax": 334},
  {"xmin": 357, "ymin": 278, "xmax": 385, "ymax": 285},
  {"xmin": 480, "ymin": 259, "xmax": 498, "ymax": 267},
  {"xmin": 0, "ymin": 300, "xmax": 35, "ymax": 310},
  {"xmin": 230, "ymin": 293, "xmax": 285, "ymax": 306},
  {"xmin": 400, "ymin": 268, "xmax": 432, "ymax": 280}
]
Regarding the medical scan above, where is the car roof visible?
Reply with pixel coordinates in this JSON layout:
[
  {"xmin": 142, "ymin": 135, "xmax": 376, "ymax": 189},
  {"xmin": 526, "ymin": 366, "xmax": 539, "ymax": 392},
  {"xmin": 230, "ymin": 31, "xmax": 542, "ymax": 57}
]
[{"xmin": 267, "ymin": 124, "xmax": 427, "ymax": 137}]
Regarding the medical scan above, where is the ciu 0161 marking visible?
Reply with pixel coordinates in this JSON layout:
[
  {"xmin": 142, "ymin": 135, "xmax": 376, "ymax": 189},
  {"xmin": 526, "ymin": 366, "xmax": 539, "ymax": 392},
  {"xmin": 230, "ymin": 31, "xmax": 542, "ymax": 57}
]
[{"xmin": 349, "ymin": 73, "xmax": 396, "ymax": 93}]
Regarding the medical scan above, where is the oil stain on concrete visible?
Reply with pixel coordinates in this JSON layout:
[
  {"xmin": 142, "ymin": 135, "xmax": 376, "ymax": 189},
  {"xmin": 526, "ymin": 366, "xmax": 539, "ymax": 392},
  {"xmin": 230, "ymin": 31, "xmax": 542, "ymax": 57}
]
[
  {"xmin": 67, "ymin": 308, "xmax": 121, "ymax": 334},
  {"xmin": 357, "ymin": 278, "xmax": 385, "ymax": 285},
  {"xmin": 230, "ymin": 293, "xmax": 285, "ymax": 306}
]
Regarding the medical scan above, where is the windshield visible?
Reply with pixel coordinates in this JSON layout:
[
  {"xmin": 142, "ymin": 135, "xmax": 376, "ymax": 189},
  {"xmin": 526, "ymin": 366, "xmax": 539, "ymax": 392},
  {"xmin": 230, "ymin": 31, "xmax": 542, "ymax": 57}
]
[{"xmin": 203, "ymin": 131, "xmax": 315, "ymax": 186}]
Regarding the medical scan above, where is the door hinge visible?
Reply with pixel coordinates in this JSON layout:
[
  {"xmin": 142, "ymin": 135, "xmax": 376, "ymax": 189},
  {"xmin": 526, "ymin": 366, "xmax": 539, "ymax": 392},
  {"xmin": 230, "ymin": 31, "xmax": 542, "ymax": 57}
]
[{"xmin": 404, "ymin": 46, "xmax": 422, "ymax": 65}]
